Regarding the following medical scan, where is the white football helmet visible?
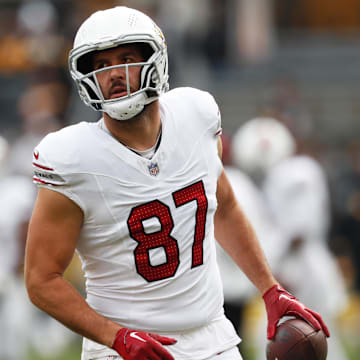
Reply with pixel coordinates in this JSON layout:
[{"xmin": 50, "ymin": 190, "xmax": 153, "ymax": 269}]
[
  {"xmin": 231, "ymin": 117, "xmax": 296, "ymax": 179},
  {"xmin": 69, "ymin": 6, "xmax": 169, "ymax": 120}
]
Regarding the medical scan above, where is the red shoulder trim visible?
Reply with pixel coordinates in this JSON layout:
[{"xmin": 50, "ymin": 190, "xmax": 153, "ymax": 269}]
[
  {"xmin": 33, "ymin": 162, "xmax": 54, "ymax": 171},
  {"xmin": 33, "ymin": 177, "xmax": 60, "ymax": 186}
]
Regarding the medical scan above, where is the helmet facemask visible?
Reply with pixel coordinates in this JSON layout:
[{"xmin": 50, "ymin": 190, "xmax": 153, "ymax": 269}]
[{"xmin": 70, "ymin": 38, "xmax": 168, "ymax": 120}]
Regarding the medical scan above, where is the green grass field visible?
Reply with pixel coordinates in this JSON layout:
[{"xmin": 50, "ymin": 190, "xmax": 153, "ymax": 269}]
[{"xmin": 28, "ymin": 341, "xmax": 82, "ymax": 360}]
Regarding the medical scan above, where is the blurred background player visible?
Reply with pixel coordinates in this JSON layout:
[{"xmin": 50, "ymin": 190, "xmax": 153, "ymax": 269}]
[
  {"xmin": 0, "ymin": 134, "xmax": 35, "ymax": 359},
  {"xmin": 231, "ymin": 116, "xmax": 348, "ymax": 360},
  {"xmin": 0, "ymin": 103, "xmax": 78, "ymax": 360},
  {"xmin": 0, "ymin": 134, "xmax": 74, "ymax": 359}
]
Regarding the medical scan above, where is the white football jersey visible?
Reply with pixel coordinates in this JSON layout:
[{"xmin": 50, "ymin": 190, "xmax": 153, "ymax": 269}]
[{"xmin": 32, "ymin": 87, "xmax": 226, "ymax": 333}]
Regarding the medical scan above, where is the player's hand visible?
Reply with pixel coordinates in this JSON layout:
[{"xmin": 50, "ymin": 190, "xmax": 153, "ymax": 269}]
[
  {"xmin": 112, "ymin": 327, "xmax": 177, "ymax": 360},
  {"xmin": 262, "ymin": 284, "xmax": 330, "ymax": 340}
]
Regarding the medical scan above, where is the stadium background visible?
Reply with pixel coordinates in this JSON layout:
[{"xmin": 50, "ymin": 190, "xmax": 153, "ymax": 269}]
[{"xmin": 0, "ymin": 0, "xmax": 359, "ymax": 359}]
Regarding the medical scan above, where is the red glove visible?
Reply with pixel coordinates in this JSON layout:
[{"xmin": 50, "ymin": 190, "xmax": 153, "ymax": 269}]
[
  {"xmin": 112, "ymin": 328, "xmax": 177, "ymax": 360},
  {"xmin": 263, "ymin": 284, "xmax": 330, "ymax": 339}
]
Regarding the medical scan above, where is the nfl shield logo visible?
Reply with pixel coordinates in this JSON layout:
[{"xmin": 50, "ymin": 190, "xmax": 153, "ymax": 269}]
[{"xmin": 148, "ymin": 162, "xmax": 160, "ymax": 176}]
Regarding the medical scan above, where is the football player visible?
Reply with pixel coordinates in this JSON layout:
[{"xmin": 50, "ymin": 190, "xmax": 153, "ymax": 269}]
[{"xmin": 25, "ymin": 7, "xmax": 329, "ymax": 360}]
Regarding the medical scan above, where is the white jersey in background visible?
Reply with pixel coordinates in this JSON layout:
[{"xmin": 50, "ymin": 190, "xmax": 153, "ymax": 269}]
[
  {"xmin": 32, "ymin": 87, "xmax": 240, "ymax": 360},
  {"xmin": 0, "ymin": 176, "xmax": 35, "ymax": 360},
  {"xmin": 261, "ymin": 155, "xmax": 348, "ymax": 360},
  {"xmin": 0, "ymin": 176, "xmax": 74, "ymax": 359},
  {"xmin": 0, "ymin": 176, "xmax": 35, "ymax": 286}
]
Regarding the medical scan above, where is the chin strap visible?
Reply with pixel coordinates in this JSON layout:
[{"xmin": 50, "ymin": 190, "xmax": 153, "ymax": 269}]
[{"xmin": 103, "ymin": 93, "xmax": 148, "ymax": 120}]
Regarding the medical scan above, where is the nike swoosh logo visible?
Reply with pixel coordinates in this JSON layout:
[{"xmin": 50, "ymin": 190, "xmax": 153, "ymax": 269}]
[
  {"xmin": 34, "ymin": 150, "xmax": 39, "ymax": 160},
  {"xmin": 129, "ymin": 332, "xmax": 146, "ymax": 342},
  {"xmin": 279, "ymin": 294, "xmax": 298, "ymax": 304}
]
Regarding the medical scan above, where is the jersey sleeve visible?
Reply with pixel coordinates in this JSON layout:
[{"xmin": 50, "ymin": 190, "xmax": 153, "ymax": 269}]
[
  {"xmin": 203, "ymin": 92, "xmax": 222, "ymax": 137},
  {"xmin": 165, "ymin": 87, "xmax": 222, "ymax": 137},
  {"xmin": 192, "ymin": 88, "xmax": 222, "ymax": 137},
  {"xmin": 162, "ymin": 87, "xmax": 224, "ymax": 178},
  {"xmin": 188, "ymin": 88, "xmax": 224, "ymax": 176},
  {"xmin": 32, "ymin": 130, "xmax": 86, "ymax": 213}
]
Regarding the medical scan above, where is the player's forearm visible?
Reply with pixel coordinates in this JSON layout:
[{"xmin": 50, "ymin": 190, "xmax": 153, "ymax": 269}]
[
  {"xmin": 26, "ymin": 271, "xmax": 121, "ymax": 347},
  {"xmin": 215, "ymin": 202, "xmax": 277, "ymax": 294}
]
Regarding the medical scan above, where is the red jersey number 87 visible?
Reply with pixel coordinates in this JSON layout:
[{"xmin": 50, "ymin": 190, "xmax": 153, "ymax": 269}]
[{"xmin": 127, "ymin": 181, "xmax": 208, "ymax": 282}]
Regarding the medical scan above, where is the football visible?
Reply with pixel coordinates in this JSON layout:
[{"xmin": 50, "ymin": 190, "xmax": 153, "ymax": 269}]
[{"xmin": 266, "ymin": 318, "xmax": 328, "ymax": 360}]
